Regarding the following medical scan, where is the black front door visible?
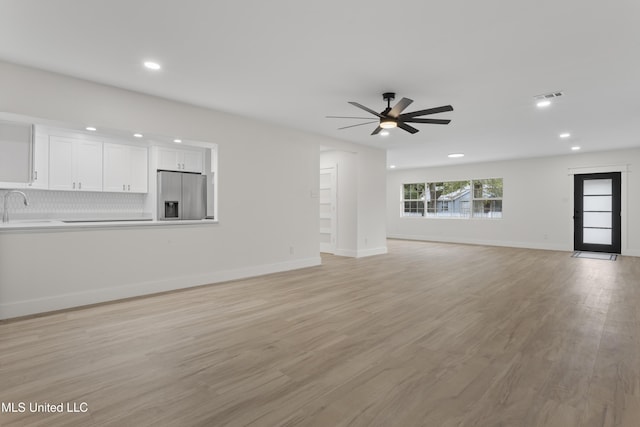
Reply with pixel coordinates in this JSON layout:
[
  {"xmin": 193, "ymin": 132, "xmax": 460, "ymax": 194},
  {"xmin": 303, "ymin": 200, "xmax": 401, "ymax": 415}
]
[{"xmin": 574, "ymin": 172, "xmax": 621, "ymax": 253}]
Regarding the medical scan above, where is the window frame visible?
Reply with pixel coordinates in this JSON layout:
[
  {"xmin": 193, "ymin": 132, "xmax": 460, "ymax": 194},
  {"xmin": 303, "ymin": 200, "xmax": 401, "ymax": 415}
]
[{"xmin": 400, "ymin": 178, "xmax": 503, "ymax": 219}]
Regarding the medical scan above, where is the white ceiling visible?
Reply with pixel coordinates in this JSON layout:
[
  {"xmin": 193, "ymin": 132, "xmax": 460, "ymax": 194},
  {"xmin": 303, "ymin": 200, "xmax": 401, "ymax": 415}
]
[{"xmin": 1, "ymin": 0, "xmax": 640, "ymax": 168}]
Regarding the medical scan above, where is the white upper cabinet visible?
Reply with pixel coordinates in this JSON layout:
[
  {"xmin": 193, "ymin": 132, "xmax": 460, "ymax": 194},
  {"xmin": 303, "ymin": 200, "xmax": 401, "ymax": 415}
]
[
  {"xmin": 0, "ymin": 120, "xmax": 33, "ymax": 184},
  {"xmin": 182, "ymin": 150, "xmax": 203, "ymax": 173},
  {"xmin": 103, "ymin": 143, "xmax": 148, "ymax": 193},
  {"xmin": 49, "ymin": 136, "xmax": 103, "ymax": 191},
  {"xmin": 158, "ymin": 147, "xmax": 203, "ymax": 173},
  {"xmin": 26, "ymin": 133, "xmax": 49, "ymax": 189},
  {"xmin": 129, "ymin": 146, "xmax": 148, "ymax": 193}
]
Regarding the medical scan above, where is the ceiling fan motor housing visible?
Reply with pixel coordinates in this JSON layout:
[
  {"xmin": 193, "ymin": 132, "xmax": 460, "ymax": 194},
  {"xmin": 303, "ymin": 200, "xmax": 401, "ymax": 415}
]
[{"xmin": 382, "ymin": 92, "xmax": 395, "ymax": 103}]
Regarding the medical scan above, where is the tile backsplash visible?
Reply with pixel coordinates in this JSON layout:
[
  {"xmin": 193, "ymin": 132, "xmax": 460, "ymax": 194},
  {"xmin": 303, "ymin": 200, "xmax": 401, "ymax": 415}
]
[{"xmin": 0, "ymin": 189, "xmax": 148, "ymax": 220}]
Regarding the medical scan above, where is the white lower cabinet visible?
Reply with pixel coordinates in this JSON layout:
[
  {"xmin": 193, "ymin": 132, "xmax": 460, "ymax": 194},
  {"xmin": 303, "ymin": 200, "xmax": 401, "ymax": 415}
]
[
  {"xmin": 49, "ymin": 136, "xmax": 103, "ymax": 191},
  {"xmin": 103, "ymin": 143, "xmax": 148, "ymax": 193}
]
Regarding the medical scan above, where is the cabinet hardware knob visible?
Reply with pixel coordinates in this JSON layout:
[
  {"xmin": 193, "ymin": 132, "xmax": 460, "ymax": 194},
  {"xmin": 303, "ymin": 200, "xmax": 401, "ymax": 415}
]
[
  {"xmin": 123, "ymin": 184, "xmax": 125, "ymax": 191},
  {"xmin": 79, "ymin": 182, "xmax": 82, "ymax": 190},
  {"xmin": 73, "ymin": 182, "xmax": 76, "ymax": 189},
  {"xmin": 128, "ymin": 184, "xmax": 130, "ymax": 191}
]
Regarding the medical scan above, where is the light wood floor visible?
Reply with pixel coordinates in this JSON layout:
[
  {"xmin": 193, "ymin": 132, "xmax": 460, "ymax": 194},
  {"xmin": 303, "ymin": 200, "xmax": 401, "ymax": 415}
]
[{"xmin": 1, "ymin": 239, "xmax": 639, "ymax": 427}]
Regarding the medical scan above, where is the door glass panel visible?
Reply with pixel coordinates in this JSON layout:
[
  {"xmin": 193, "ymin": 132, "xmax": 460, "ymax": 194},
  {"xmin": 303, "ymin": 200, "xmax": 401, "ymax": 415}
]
[
  {"xmin": 583, "ymin": 228, "xmax": 612, "ymax": 245},
  {"xmin": 584, "ymin": 179, "xmax": 612, "ymax": 195},
  {"xmin": 583, "ymin": 195, "xmax": 611, "ymax": 212},
  {"xmin": 583, "ymin": 212, "xmax": 612, "ymax": 228}
]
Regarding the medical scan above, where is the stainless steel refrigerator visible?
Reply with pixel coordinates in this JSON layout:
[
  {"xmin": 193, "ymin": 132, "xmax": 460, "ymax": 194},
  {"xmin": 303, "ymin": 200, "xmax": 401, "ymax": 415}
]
[{"xmin": 157, "ymin": 171, "xmax": 207, "ymax": 220}]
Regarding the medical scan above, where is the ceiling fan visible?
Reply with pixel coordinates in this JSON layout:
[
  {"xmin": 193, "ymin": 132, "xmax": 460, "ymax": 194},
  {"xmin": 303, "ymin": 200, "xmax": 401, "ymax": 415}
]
[{"xmin": 327, "ymin": 92, "xmax": 453, "ymax": 135}]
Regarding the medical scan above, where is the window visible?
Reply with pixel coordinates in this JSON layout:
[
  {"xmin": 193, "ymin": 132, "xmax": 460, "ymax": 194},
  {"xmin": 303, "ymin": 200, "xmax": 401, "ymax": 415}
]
[
  {"xmin": 472, "ymin": 178, "xmax": 503, "ymax": 218},
  {"xmin": 401, "ymin": 178, "xmax": 503, "ymax": 219},
  {"xmin": 425, "ymin": 181, "xmax": 471, "ymax": 217},
  {"xmin": 402, "ymin": 183, "xmax": 425, "ymax": 216}
]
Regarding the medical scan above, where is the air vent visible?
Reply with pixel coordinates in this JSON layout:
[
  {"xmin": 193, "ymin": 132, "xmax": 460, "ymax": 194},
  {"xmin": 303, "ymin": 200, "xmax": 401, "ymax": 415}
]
[{"xmin": 534, "ymin": 91, "xmax": 563, "ymax": 100}]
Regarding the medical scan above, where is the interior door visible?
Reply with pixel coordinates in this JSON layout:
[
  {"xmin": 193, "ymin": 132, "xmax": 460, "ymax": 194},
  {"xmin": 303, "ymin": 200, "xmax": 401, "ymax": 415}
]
[
  {"xmin": 574, "ymin": 172, "xmax": 621, "ymax": 253},
  {"xmin": 319, "ymin": 166, "xmax": 337, "ymax": 254}
]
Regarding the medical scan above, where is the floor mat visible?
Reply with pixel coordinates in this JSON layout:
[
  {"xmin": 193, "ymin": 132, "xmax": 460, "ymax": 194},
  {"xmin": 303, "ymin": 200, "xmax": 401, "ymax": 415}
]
[{"xmin": 572, "ymin": 251, "xmax": 618, "ymax": 261}]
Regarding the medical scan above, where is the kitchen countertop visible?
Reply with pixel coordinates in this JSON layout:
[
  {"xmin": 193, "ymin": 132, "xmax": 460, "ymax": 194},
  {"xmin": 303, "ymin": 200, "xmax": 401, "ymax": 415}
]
[{"xmin": 0, "ymin": 218, "xmax": 218, "ymax": 231}]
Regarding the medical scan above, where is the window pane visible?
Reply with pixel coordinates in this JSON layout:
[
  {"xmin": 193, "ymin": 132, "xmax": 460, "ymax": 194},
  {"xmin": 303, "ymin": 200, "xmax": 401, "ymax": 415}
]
[
  {"xmin": 402, "ymin": 183, "xmax": 425, "ymax": 201},
  {"xmin": 583, "ymin": 179, "xmax": 611, "ymax": 196},
  {"xmin": 473, "ymin": 200, "xmax": 502, "ymax": 218},
  {"xmin": 584, "ymin": 196, "xmax": 611, "ymax": 212},
  {"xmin": 473, "ymin": 178, "xmax": 503, "ymax": 198},
  {"xmin": 401, "ymin": 199, "xmax": 425, "ymax": 217},
  {"xmin": 583, "ymin": 228, "xmax": 612, "ymax": 245},
  {"xmin": 433, "ymin": 181, "xmax": 471, "ymax": 217},
  {"xmin": 583, "ymin": 212, "xmax": 612, "ymax": 228}
]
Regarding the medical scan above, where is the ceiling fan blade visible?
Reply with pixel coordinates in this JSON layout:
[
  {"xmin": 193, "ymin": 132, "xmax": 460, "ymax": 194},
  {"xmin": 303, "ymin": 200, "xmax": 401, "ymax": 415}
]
[
  {"xmin": 387, "ymin": 97, "xmax": 413, "ymax": 118},
  {"xmin": 348, "ymin": 101, "xmax": 384, "ymax": 118},
  {"xmin": 338, "ymin": 121, "xmax": 378, "ymax": 130},
  {"xmin": 326, "ymin": 116, "xmax": 378, "ymax": 120},
  {"xmin": 397, "ymin": 122, "xmax": 420, "ymax": 134},
  {"xmin": 371, "ymin": 126, "xmax": 383, "ymax": 135},
  {"xmin": 402, "ymin": 118, "xmax": 451, "ymax": 125},
  {"xmin": 399, "ymin": 105, "xmax": 454, "ymax": 119}
]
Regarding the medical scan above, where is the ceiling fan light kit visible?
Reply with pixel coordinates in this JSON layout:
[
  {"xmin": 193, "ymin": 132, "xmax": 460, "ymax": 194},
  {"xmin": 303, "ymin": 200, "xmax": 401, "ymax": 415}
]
[
  {"xmin": 379, "ymin": 119, "xmax": 397, "ymax": 129},
  {"xmin": 328, "ymin": 92, "xmax": 453, "ymax": 135}
]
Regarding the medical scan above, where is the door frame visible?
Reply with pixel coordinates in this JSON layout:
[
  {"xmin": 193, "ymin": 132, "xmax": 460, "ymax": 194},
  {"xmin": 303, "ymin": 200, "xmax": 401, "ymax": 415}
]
[
  {"xmin": 568, "ymin": 165, "xmax": 627, "ymax": 254},
  {"xmin": 573, "ymin": 172, "xmax": 621, "ymax": 253}
]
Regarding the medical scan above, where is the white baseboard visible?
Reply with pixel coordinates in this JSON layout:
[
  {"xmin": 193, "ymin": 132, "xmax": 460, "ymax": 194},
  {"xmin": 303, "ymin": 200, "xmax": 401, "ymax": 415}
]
[
  {"xmin": 622, "ymin": 248, "xmax": 640, "ymax": 257},
  {"xmin": 356, "ymin": 246, "xmax": 388, "ymax": 258},
  {"xmin": 0, "ymin": 256, "xmax": 321, "ymax": 320},
  {"xmin": 389, "ymin": 234, "xmax": 640, "ymax": 258},
  {"xmin": 334, "ymin": 248, "xmax": 357, "ymax": 257},
  {"xmin": 387, "ymin": 234, "xmax": 571, "ymax": 252},
  {"xmin": 334, "ymin": 246, "xmax": 388, "ymax": 258}
]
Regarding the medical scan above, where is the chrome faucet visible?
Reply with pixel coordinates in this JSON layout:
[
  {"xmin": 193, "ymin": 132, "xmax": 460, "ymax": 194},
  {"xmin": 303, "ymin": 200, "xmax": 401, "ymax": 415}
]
[{"xmin": 2, "ymin": 190, "xmax": 29, "ymax": 223}]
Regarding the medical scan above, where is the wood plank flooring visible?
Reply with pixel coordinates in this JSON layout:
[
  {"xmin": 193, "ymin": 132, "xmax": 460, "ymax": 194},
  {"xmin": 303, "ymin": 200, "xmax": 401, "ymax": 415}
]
[{"xmin": 1, "ymin": 239, "xmax": 639, "ymax": 426}]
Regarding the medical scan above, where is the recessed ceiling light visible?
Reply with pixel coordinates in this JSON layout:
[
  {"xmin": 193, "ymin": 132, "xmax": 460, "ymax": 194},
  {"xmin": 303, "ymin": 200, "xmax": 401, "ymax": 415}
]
[
  {"xmin": 389, "ymin": 165, "xmax": 396, "ymax": 169},
  {"xmin": 380, "ymin": 131, "xmax": 390, "ymax": 136},
  {"xmin": 559, "ymin": 132, "xmax": 571, "ymax": 138},
  {"xmin": 133, "ymin": 133, "xmax": 143, "ymax": 138},
  {"xmin": 143, "ymin": 61, "xmax": 161, "ymax": 70},
  {"xmin": 571, "ymin": 146, "xmax": 581, "ymax": 151},
  {"xmin": 536, "ymin": 100, "xmax": 551, "ymax": 108},
  {"xmin": 85, "ymin": 126, "xmax": 97, "ymax": 131},
  {"xmin": 448, "ymin": 153, "xmax": 464, "ymax": 158},
  {"xmin": 173, "ymin": 139, "xmax": 182, "ymax": 143}
]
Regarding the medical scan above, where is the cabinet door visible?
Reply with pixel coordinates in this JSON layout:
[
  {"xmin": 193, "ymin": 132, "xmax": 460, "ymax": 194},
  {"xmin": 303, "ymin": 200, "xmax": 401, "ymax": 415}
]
[
  {"xmin": 27, "ymin": 134, "xmax": 50, "ymax": 189},
  {"xmin": 75, "ymin": 140, "xmax": 103, "ymax": 191},
  {"xmin": 158, "ymin": 148, "xmax": 181, "ymax": 171},
  {"xmin": 0, "ymin": 120, "xmax": 32, "ymax": 183},
  {"xmin": 49, "ymin": 136, "xmax": 75, "ymax": 190},
  {"xmin": 182, "ymin": 150, "xmax": 203, "ymax": 173},
  {"xmin": 129, "ymin": 146, "xmax": 148, "ymax": 193},
  {"xmin": 103, "ymin": 143, "xmax": 129, "ymax": 192}
]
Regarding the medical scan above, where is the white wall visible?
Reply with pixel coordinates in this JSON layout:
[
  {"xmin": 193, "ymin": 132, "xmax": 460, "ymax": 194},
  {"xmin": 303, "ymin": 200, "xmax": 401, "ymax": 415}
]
[
  {"xmin": 387, "ymin": 148, "xmax": 640, "ymax": 256},
  {"xmin": 0, "ymin": 60, "xmax": 384, "ymax": 318}
]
